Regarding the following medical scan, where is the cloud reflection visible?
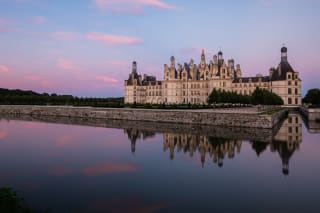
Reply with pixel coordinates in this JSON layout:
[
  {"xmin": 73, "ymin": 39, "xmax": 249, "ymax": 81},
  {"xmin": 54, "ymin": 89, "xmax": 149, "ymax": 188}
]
[{"xmin": 0, "ymin": 130, "xmax": 7, "ymax": 139}]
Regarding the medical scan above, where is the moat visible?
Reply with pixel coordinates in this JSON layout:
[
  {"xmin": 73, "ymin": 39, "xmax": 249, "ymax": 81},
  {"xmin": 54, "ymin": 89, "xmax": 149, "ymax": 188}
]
[{"xmin": 0, "ymin": 112, "xmax": 319, "ymax": 212}]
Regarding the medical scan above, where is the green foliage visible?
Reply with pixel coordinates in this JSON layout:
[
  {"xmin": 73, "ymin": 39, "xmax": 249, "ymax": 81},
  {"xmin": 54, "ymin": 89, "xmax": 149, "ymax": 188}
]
[
  {"xmin": 208, "ymin": 87, "xmax": 283, "ymax": 105},
  {"xmin": 251, "ymin": 87, "xmax": 283, "ymax": 105},
  {"xmin": 208, "ymin": 88, "xmax": 251, "ymax": 105},
  {"xmin": 303, "ymin": 88, "xmax": 320, "ymax": 105},
  {"xmin": 0, "ymin": 88, "xmax": 124, "ymax": 108},
  {"xmin": 0, "ymin": 187, "xmax": 34, "ymax": 213}
]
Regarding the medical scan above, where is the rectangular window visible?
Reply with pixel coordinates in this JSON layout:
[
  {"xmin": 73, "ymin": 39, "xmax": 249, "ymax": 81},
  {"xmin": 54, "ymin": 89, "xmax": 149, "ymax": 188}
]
[
  {"xmin": 288, "ymin": 81, "xmax": 292, "ymax": 85},
  {"xmin": 295, "ymin": 88, "xmax": 298, "ymax": 95},
  {"xmin": 288, "ymin": 88, "xmax": 292, "ymax": 94}
]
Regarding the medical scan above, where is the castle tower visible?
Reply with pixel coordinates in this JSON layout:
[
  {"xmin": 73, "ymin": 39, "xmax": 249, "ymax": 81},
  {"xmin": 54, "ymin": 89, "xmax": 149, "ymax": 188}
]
[
  {"xmin": 218, "ymin": 51, "xmax": 223, "ymax": 64},
  {"xmin": 218, "ymin": 51, "xmax": 223, "ymax": 73},
  {"xmin": 170, "ymin": 56, "xmax": 175, "ymax": 68},
  {"xmin": 200, "ymin": 49, "xmax": 206, "ymax": 69},
  {"xmin": 281, "ymin": 46, "xmax": 288, "ymax": 62},
  {"xmin": 201, "ymin": 49, "xmax": 206, "ymax": 62},
  {"xmin": 132, "ymin": 61, "xmax": 137, "ymax": 74}
]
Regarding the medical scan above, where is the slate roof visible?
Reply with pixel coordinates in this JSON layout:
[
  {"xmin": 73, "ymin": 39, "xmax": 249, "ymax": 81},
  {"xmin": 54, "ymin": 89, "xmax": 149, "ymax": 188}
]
[{"xmin": 270, "ymin": 61, "xmax": 295, "ymax": 81}]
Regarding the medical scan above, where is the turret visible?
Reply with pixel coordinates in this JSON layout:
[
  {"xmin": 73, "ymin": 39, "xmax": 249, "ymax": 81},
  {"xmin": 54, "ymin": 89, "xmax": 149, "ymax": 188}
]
[
  {"xmin": 170, "ymin": 56, "xmax": 175, "ymax": 68},
  {"xmin": 228, "ymin": 59, "xmax": 235, "ymax": 68},
  {"xmin": 200, "ymin": 49, "xmax": 206, "ymax": 68},
  {"xmin": 201, "ymin": 49, "xmax": 206, "ymax": 63},
  {"xmin": 132, "ymin": 61, "xmax": 137, "ymax": 74},
  {"xmin": 269, "ymin": 67, "xmax": 275, "ymax": 78},
  {"xmin": 218, "ymin": 51, "xmax": 223, "ymax": 65},
  {"xmin": 236, "ymin": 64, "xmax": 242, "ymax": 78},
  {"xmin": 213, "ymin": 55, "xmax": 218, "ymax": 64},
  {"xmin": 281, "ymin": 46, "xmax": 288, "ymax": 62}
]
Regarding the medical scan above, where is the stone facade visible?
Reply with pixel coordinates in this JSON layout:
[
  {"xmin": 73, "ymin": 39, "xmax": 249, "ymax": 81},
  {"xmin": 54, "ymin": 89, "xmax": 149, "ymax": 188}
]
[{"xmin": 124, "ymin": 47, "xmax": 301, "ymax": 106}]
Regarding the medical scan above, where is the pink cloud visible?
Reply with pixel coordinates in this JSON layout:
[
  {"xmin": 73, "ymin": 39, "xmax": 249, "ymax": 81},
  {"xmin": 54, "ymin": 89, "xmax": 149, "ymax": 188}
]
[
  {"xmin": 0, "ymin": 131, "xmax": 8, "ymax": 139},
  {"xmin": 31, "ymin": 16, "xmax": 47, "ymax": 24},
  {"xmin": 83, "ymin": 162, "xmax": 137, "ymax": 176},
  {"xmin": 57, "ymin": 59, "xmax": 84, "ymax": 71},
  {"xmin": 25, "ymin": 75, "xmax": 54, "ymax": 89},
  {"xmin": 94, "ymin": 0, "xmax": 178, "ymax": 13},
  {"xmin": 0, "ymin": 64, "xmax": 10, "ymax": 73},
  {"xmin": 51, "ymin": 31, "xmax": 78, "ymax": 40},
  {"xmin": 56, "ymin": 135, "xmax": 76, "ymax": 146},
  {"xmin": 86, "ymin": 32, "xmax": 143, "ymax": 45},
  {"xmin": 96, "ymin": 76, "xmax": 119, "ymax": 84}
]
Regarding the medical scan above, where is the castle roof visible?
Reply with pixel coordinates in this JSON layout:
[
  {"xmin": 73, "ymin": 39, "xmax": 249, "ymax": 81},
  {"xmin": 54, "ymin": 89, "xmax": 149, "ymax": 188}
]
[
  {"xmin": 270, "ymin": 61, "xmax": 295, "ymax": 81},
  {"xmin": 233, "ymin": 76, "xmax": 270, "ymax": 83}
]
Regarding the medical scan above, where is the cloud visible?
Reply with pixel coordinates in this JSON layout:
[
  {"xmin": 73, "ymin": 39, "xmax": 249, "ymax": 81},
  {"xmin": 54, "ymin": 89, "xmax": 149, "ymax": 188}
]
[
  {"xmin": 96, "ymin": 76, "xmax": 119, "ymax": 84},
  {"xmin": 56, "ymin": 135, "xmax": 76, "ymax": 146},
  {"xmin": 0, "ymin": 64, "xmax": 10, "ymax": 73},
  {"xmin": 25, "ymin": 75, "xmax": 54, "ymax": 89},
  {"xmin": 94, "ymin": 0, "xmax": 178, "ymax": 13},
  {"xmin": 86, "ymin": 32, "xmax": 142, "ymax": 45},
  {"xmin": 57, "ymin": 59, "xmax": 84, "ymax": 71},
  {"xmin": 31, "ymin": 16, "xmax": 47, "ymax": 24},
  {"xmin": 51, "ymin": 31, "xmax": 78, "ymax": 40},
  {"xmin": 83, "ymin": 162, "xmax": 137, "ymax": 176}
]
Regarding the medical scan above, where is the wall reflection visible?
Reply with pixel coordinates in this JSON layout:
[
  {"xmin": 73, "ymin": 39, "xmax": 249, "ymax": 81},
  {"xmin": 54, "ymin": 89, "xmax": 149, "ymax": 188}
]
[{"xmin": 125, "ymin": 112, "xmax": 303, "ymax": 176}]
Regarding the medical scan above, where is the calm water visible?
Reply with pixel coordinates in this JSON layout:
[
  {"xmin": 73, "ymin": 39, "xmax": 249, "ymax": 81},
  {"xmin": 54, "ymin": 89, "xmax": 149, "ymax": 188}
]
[{"xmin": 0, "ymin": 113, "xmax": 319, "ymax": 213}]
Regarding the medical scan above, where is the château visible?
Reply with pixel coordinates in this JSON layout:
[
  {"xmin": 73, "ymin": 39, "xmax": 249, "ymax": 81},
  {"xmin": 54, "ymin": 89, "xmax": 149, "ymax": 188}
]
[{"xmin": 125, "ymin": 47, "xmax": 301, "ymax": 106}]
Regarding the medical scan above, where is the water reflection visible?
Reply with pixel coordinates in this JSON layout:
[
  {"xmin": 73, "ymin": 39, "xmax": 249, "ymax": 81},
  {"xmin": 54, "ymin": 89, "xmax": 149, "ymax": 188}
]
[
  {"xmin": 1, "ymin": 112, "xmax": 320, "ymax": 212},
  {"xmin": 125, "ymin": 112, "xmax": 302, "ymax": 176}
]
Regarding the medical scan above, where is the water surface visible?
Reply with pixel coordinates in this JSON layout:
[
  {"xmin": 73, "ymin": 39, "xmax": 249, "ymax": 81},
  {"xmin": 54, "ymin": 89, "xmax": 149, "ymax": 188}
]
[{"xmin": 0, "ymin": 113, "xmax": 319, "ymax": 212}]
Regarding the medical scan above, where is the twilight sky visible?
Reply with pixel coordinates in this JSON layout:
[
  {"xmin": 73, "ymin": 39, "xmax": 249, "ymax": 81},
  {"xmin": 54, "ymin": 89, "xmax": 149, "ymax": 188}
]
[{"xmin": 0, "ymin": 0, "xmax": 319, "ymax": 97}]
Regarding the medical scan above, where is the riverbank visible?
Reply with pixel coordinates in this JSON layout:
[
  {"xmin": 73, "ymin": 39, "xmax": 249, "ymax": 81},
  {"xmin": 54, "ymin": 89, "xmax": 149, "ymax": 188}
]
[{"xmin": 0, "ymin": 105, "xmax": 288, "ymax": 129}]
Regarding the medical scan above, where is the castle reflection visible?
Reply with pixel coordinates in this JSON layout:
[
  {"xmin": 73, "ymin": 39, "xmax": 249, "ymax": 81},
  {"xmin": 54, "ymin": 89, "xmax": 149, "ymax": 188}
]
[{"xmin": 125, "ymin": 112, "xmax": 302, "ymax": 176}]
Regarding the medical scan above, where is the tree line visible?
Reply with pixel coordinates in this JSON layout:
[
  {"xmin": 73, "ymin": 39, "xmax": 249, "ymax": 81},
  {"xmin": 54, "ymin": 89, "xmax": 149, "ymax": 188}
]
[
  {"xmin": 208, "ymin": 87, "xmax": 284, "ymax": 105},
  {"xmin": 302, "ymin": 88, "xmax": 320, "ymax": 106},
  {"xmin": 0, "ymin": 88, "xmax": 124, "ymax": 107}
]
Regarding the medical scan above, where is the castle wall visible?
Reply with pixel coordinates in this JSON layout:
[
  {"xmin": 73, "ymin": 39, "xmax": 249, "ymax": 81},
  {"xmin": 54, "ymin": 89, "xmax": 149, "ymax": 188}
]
[{"xmin": 0, "ymin": 105, "xmax": 288, "ymax": 129}]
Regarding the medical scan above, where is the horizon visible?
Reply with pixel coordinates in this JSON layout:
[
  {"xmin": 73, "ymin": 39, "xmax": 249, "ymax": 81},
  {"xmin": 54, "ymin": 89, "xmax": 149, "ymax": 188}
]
[{"xmin": 1, "ymin": 0, "xmax": 319, "ymax": 97}]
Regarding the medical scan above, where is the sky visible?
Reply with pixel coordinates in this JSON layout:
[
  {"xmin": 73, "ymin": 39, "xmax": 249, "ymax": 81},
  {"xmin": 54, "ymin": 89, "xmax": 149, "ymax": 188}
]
[{"xmin": 0, "ymin": 0, "xmax": 319, "ymax": 97}]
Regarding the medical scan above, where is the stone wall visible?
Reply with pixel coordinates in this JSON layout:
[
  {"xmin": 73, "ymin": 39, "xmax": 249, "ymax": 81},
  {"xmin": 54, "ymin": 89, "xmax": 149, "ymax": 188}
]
[
  {"xmin": 0, "ymin": 105, "xmax": 287, "ymax": 129},
  {"xmin": 300, "ymin": 106, "xmax": 320, "ymax": 121},
  {"xmin": 0, "ymin": 114, "xmax": 278, "ymax": 142}
]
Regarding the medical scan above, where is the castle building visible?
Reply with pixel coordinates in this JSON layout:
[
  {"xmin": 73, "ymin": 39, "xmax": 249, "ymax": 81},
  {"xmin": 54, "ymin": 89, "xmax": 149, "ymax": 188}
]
[{"xmin": 125, "ymin": 47, "xmax": 301, "ymax": 106}]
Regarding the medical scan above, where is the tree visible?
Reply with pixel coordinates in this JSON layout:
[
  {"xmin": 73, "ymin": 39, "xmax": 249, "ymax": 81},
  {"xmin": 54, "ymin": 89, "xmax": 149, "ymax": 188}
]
[
  {"xmin": 303, "ymin": 88, "xmax": 320, "ymax": 105},
  {"xmin": 251, "ymin": 87, "xmax": 283, "ymax": 105}
]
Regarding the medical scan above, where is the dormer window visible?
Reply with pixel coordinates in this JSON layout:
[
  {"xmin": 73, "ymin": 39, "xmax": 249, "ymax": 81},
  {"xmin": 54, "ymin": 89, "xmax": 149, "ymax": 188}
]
[{"xmin": 288, "ymin": 74, "xmax": 291, "ymax": 79}]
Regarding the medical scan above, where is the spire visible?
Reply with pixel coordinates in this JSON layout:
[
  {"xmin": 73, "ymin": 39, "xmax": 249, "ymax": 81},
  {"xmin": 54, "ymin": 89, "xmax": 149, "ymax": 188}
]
[{"xmin": 201, "ymin": 49, "xmax": 205, "ymax": 62}]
